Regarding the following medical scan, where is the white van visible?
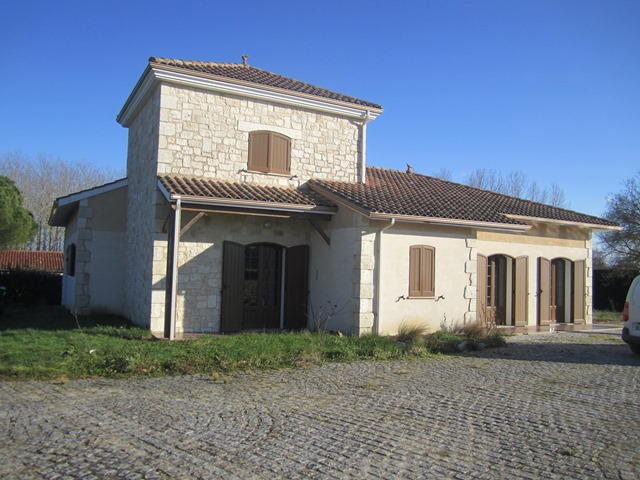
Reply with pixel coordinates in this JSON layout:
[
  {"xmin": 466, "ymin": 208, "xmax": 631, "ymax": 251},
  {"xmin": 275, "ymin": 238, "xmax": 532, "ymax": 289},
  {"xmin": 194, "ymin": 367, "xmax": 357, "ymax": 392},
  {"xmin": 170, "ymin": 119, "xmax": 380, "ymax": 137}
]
[{"xmin": 622, "ymin": 275, "xmax": 640, "ymax": 355}]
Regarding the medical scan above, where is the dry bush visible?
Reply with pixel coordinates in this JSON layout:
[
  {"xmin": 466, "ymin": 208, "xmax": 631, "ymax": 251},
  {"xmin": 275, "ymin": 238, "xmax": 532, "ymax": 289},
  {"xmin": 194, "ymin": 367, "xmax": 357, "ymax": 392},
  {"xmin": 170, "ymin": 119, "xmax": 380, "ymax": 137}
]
[{"xmin": 397, "ymin": 320, "xmax": 430, "ymax": 345}]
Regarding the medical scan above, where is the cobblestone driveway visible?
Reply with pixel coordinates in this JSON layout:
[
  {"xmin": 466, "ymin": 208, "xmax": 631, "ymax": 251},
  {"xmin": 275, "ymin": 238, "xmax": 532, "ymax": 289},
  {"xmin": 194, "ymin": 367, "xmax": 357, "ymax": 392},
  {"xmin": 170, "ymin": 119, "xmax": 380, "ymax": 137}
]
[{"xmin": 1, "ymin": 331, "xmax": 639, "ymax": 479}]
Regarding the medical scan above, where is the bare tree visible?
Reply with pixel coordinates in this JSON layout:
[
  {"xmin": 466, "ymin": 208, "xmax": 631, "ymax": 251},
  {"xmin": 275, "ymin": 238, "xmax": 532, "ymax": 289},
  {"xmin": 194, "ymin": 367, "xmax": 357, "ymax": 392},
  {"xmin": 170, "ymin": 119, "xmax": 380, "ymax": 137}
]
[
  {"xmin": 0, "ymin": 151, "xmax": 122, "ymax": 251},
  {"xmin": 431, "ymin": 168, "xmax": 453, "ymax": 181},
  {"xmin": 466, "ymin": 168, "xmax": 567, "ymax": 208},
  {"xmin": 600, "ymin": 171, "xmax": 640, "ymax": 271}
]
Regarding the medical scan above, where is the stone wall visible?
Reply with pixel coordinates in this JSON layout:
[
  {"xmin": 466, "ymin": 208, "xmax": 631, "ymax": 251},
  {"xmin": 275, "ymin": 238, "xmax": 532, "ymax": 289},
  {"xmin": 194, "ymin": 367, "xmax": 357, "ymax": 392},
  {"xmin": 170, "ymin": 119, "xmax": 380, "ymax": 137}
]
[
  {"xmin": 156, "ymin": 84, "xmax": 361, "ymax": 186},
  {"xmin": 124, "ymin": 86, "xmax": 161, "ymax": 327}
]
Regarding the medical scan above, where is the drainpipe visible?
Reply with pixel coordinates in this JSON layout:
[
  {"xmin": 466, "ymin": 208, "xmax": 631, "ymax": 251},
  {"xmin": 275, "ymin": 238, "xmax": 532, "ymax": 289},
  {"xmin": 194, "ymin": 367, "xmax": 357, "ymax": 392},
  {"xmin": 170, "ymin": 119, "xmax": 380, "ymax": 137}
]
[
  {"xmin": 168, "ymin": 196, "xmax": 182, "ymax": 340},
  {"xmin": 358, "ymin": 111, "xmax": 372, "ymax": 184},
  {"xmin": 373, "ymin": 218, "xmax": 395, "ymax": 335}
]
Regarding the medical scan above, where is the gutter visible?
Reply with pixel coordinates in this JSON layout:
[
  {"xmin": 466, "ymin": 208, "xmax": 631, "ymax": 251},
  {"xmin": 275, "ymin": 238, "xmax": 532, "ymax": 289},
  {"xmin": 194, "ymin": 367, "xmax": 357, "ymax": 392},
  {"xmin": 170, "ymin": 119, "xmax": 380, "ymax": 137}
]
[{"xmin": 373, "ymin": 218, "xmax": 395, "ymax": 335}]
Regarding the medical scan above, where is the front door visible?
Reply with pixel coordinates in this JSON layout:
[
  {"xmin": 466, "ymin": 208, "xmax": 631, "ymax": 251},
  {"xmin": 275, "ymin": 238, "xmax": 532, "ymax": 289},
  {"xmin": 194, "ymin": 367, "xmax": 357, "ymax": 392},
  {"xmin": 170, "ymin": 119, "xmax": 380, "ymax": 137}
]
[
  {"xmin": 221, "ymin": 241, "xmax": 309, "ymax": 332},
  {"xmin": 242, "ymin": 244, "xmax": 282, "ymax": 329}
]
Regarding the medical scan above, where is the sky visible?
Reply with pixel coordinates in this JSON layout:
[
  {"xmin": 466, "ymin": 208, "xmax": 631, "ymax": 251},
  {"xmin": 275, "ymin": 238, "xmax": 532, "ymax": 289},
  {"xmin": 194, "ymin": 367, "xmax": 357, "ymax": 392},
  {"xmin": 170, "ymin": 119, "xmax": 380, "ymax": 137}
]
[{"xmin": 1, "ymin": 0, "xmax": 639, "ymax": 218}]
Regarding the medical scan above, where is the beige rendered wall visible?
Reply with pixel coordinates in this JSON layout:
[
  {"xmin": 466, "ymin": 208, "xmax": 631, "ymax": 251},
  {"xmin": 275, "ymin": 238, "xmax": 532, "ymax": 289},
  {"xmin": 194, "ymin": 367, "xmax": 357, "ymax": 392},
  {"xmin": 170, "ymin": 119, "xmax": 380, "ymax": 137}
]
[
  {"xmin": 376, "ymin": 223, "xmax": 474, "ymax": 335},
  {"xmin": 476, "ymin": 224, "xmax": 594, "ymax": 325},
  {"xmin": 308, "ymin": 209, "xmax": 376, "ymax": 335}
]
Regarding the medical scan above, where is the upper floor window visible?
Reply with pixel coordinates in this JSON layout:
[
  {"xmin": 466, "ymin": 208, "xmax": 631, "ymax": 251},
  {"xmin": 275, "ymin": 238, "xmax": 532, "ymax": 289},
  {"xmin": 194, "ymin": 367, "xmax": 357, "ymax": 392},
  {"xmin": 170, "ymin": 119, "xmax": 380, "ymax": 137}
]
[
  {"xmin": 409, "ymin": 245, "xmax": 435, "ymax": 297},
  {"xmin": 248, "ymin": 131, "xmax": 291, "ymax": 175}
]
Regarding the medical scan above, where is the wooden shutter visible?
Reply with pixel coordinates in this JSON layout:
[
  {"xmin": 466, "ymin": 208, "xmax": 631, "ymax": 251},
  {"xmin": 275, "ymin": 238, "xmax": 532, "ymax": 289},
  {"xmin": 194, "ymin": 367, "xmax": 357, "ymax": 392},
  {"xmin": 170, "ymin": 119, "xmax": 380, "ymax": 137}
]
[
  {"xmin": 221, "ymin": 241, "xmax": 245, "ymax": 332},
  {"xmin": 270, "ymin": 133, "xmax": 291, "ymax": 174},
  {"xmin": 248, "ymin": 132, "xmax": 269, "ymax": 172},
  {"xmin": 284, "ymin": 245, "xmax": 309, "ymax": 330},
  {"xmin": 477, "ymin": 254, "xmax": 488, "ymax": 321},
  {"xmin": 538, "ymin": 257, "xmax": 550, "ymax": 326},
  {"xmin": 409, "ymin": 245, "xmax": 435, "ymax": 297},
  {"xmin": 573, "ymin": 259, "xmax": 586, "ymax": 324},
  {"xmin": 514, "ymin": 256, "xmax": 528, "ymax": 327}
]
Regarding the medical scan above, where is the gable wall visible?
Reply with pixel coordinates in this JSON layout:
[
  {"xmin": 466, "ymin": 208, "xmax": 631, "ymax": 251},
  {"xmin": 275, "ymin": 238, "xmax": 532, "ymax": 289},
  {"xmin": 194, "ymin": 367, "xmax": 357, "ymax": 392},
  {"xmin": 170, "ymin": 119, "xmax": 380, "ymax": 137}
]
[{"xmin": 156, "ymin": 84, "xmax": 361, "ymax": 185}]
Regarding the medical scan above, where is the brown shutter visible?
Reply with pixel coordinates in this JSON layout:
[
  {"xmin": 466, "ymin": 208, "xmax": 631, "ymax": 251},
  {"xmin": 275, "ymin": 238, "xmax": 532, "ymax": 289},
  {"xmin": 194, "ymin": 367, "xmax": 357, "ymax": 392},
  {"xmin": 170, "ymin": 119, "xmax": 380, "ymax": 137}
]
[
  {"xmin": 409, "ymin": 246, "xmax": 422, "ymax": 297},
  {"xmin": 284, "ymin": 245, "xmax": 309, "ymax": 330},
  {"xmin": 423, "ymin": 245, "xmax": 435, "ymax": 297},
  {"xmin": 538, "ymin": 257, "xmax": 550, "ymax": 326},
  {"xmin": 477, "ymin": 254, "xmax": 488, "ymax": 322},
  {"xmin": 248, "ymin": 132, "xmax": 269, "ymax": 172},
  {"xmin": 221, "ymin": 241, "xmax": 245, "ymax": 332},
  {"xmin": 270, "ymin": 133, "xmax": 291, "ymax": 174},
  {"xmin": 573, "ymin": 259, "xmax": 586, "ymax": 324},
  {"xmin": 514, "ymin": 256, "xmax": 528, "ymax": 327}
]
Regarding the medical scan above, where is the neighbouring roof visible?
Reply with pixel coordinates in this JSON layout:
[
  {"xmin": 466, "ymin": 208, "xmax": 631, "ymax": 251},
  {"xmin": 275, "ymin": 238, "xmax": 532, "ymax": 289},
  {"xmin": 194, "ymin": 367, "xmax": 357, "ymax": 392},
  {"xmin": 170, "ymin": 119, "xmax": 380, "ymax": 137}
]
[
  {"xmin": 309, "ymin": 167, "xmax": 620, "ymax": 231},
  {"xmin": 158, "ymin": 175, "xmax": 336, "ymax": 215},
  {"xmin": 0, "ymin": 250, "xmax": 63, "ymax": 272},
  {"xmin": 149, "ymin": 57, "xmax": 382, "ymax": 109}
]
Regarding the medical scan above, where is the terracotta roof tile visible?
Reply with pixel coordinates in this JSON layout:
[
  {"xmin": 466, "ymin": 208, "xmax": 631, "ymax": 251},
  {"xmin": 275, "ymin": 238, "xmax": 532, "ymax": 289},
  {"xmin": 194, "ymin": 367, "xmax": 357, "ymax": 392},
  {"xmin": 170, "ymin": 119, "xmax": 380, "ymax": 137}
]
[
  {"xmin": 158, "ymin": 175, "xmax": 335, "ymax": 209},
  {"xmin": 309, "ymin": 167, "xmax": 618, "ymax": 228},
  {"xmin": 0, "ymin": 250, "xmax": 63, "ymax": 272},
  {"xmin": 150, "ymin": 57, "xmax": 382, "ymax": 110}
]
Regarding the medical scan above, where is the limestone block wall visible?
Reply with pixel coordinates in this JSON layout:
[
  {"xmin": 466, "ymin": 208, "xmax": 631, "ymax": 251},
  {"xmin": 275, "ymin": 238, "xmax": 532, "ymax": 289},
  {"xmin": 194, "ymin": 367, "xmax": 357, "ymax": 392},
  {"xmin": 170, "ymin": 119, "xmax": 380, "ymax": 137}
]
[
  {"xmin": 156, "ymin": 84, "xmax": 361, "ymax": 185},
  {"xmin": 124, "ymin": 86, "xmax": 161, "ymax": 327},
  {"xmin": 149, "ymin": 212, "xmax": 313, "ymax": 335}
]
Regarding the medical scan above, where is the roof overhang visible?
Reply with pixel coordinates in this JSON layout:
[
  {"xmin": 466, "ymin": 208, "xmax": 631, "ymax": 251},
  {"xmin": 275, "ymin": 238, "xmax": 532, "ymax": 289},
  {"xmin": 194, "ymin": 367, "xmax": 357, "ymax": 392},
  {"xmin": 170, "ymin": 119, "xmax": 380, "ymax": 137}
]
[
  {"xmin": 49, "ymin": 178, "xmax": 128, "ymax": 226},
  {"xmin": 117, "ymin": 64, "xmax": 383, "ymax": 127},
  {"xmin": 502, "ymin": 214, "xmax": 622, "ymax": 232},
  {"xmin": 158, "ymin": 180, "xmax": 337, "ymax": 221},
  {"xmin": 308, "ymin": 186, "xmax": 531, "ymax": 233}
]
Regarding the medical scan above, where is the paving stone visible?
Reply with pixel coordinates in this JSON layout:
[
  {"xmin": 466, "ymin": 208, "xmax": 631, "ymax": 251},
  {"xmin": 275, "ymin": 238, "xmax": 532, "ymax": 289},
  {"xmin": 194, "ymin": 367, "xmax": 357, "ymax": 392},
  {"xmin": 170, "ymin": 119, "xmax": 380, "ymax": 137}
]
[{"xmin": 1, "ymin": 331, "xmax": 639, "ymax": 479}]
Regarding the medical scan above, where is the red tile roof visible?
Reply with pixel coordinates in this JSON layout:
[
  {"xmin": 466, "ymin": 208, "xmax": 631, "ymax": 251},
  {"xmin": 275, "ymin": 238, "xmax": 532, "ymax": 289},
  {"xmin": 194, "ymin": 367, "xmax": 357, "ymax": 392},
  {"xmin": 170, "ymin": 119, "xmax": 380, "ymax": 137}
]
[
  {"xmin": 150, "ymin": 57, "xmax": 382, "ymax": 110},
  {"xmin": 309, "ymin": 167, "xmax": 619, "ymax": 229},
  {"xmin": 0, "ymin": 250, "xmax": 63, "ymax": 272},
  {"xmin": 158, "ymin": 175, "xmax": 336, "ymax": 209}
]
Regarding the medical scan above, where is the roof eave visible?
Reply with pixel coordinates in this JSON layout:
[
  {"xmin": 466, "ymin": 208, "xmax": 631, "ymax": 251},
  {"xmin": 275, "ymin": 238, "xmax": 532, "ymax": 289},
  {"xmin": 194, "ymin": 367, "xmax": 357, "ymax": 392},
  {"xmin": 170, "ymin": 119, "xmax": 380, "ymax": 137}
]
[
  {"xmin": 502, "ymin": 214, "xmax": 621, "ymax": 232},
  {"xmin": 158, "ymin": 184, "xmax": 337, "ymax": 216},
  {"xmin": 49, "ymin": 178, "xmax": 128, "ymax": 226},
  {"xmin": 117, "ymin": 63, "xmax": 383, "ymax": 128}
]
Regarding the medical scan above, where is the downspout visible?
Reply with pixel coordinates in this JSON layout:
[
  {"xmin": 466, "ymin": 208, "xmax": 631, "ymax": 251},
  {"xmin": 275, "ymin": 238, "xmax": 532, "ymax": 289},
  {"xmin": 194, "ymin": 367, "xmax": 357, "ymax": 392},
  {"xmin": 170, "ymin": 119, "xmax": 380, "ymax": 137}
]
[
  {"xmin": 374, "ymin": 218, "xmax": 395, "ymax": 335},
  {"xmin": 168, "ymin": 196, "xmax": 182, "ymax": 340},
  {"xmin": 358, "ymin": 111, "xmax": 372, "ymax": 184}
]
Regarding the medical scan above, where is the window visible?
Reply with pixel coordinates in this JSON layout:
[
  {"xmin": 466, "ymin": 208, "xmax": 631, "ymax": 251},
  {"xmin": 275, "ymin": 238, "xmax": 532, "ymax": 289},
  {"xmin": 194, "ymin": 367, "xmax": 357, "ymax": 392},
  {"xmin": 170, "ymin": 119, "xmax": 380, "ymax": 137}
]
[
  {"xmin": 409, "ymin": 245, "xmax": 435, "ymax": 297},
  {"xmin": 248, "ymin": 131, "xmax": 291, "ymax": 174},
  {"xmin": 66, "ymin": 243, "xmax": 76, "ymax": 277}
]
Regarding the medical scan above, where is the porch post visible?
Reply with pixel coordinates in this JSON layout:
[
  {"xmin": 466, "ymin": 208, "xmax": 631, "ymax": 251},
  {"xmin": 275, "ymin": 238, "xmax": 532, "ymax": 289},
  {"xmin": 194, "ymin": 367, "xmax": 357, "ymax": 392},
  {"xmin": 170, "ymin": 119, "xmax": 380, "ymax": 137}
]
[{"xmin": 167, "ymin": 197, "xmax": 182, "ymax": 340}]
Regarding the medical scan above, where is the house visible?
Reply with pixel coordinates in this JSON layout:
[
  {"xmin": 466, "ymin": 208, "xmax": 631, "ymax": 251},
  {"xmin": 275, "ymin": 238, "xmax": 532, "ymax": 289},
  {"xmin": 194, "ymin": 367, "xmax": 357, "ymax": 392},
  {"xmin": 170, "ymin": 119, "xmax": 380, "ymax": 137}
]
[{"xmin": 50, "ymin": 57, "xmax": 620, "ymax": 338}]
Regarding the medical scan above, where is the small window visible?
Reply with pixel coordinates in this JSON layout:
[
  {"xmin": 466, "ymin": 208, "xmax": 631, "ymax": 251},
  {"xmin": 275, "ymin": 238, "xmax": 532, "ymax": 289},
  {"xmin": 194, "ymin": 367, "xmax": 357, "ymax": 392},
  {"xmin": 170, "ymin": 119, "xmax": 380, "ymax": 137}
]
[
  {"xmin": 248, "ymin": 131, "xmax": 291, "ymax": 174},
  {"xmin": 409, "ymin": 245, "xmax": 435, "ymax": 297},
  {"xmin": 66, "ymin": 243, "xmax": 76, "ymax": 277}
]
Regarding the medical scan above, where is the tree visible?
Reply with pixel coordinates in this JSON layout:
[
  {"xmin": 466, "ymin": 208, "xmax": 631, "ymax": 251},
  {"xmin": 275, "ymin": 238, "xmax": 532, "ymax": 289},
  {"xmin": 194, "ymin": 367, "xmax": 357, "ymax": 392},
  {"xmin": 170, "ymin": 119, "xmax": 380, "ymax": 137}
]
[
  {"xmin": 0, "ymin": 152, "xmax": 122, "ymax": 251},
  {"xmin": 465, "ymin": 168, "xmax": 567, "ymax": 207},
  {"xmin": 600, "ymin": 171, "xmax": 640, "ymax": 271},
  {"xmin": 0, "ymin": 176, "xmax": 38, "ymax": 249}
]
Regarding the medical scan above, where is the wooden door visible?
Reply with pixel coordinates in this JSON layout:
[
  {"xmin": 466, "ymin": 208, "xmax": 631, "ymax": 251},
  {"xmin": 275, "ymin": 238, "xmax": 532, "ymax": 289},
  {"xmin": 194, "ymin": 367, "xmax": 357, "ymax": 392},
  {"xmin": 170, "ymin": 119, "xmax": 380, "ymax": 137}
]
[
  {"xmin": 242, "ymin": 245, "xmax": 281, "ymax": 330},
  {"xmin": 538, "ymin": 257, "xmax": 550, "ymax": 326},
  {"xmin": 284, "ymin": 245, "xmax": 310, "ymax": 330},
  {"xmin": 221, "ymin": 242, "xmax": 245, "ymax": 332}
]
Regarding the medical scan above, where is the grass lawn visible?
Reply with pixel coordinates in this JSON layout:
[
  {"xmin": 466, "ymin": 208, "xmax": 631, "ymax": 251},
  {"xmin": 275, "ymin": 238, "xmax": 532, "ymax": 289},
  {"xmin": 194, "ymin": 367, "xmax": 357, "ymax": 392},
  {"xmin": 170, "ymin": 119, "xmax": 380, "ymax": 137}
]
[
  {"xmin": 0, "ymin": 306, "xmax": 505, "ymax": 381},
  {"xmin": 593, "ymin": 310, "xmax": 623, "ymax": 324}
]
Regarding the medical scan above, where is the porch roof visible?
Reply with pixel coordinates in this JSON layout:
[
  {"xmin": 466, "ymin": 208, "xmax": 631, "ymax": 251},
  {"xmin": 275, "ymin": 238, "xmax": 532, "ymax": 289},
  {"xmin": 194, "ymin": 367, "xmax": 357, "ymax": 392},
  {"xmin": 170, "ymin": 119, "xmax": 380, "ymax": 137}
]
[{"xmin": 158, "ymin": 175, "xmax": 337, "ymax": 218}]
